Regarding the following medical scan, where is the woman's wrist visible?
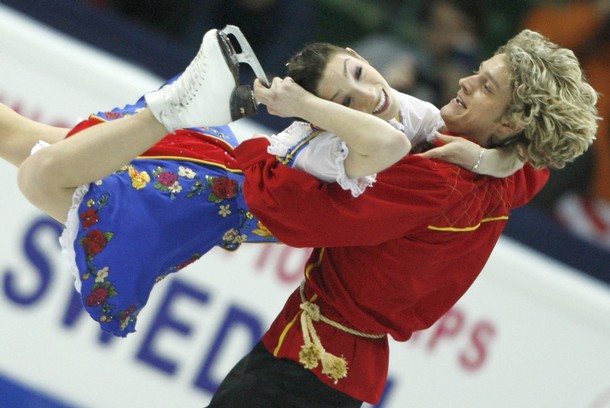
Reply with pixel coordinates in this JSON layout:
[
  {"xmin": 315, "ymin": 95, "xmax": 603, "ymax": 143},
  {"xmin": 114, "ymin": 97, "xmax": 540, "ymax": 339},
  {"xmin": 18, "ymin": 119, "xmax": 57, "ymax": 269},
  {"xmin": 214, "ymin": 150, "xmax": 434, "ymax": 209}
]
[{"xmin": 471, "ymin": 148, "xmax": 485, "ymax": 171}]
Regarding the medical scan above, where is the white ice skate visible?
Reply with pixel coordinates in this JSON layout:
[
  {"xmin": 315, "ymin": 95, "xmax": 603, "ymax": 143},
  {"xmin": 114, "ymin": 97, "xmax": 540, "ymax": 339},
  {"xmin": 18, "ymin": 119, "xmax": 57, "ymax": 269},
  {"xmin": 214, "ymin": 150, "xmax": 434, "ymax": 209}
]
[{"xmin": 145, "ymin": 25, "xmax": 269, "ymax": 131}]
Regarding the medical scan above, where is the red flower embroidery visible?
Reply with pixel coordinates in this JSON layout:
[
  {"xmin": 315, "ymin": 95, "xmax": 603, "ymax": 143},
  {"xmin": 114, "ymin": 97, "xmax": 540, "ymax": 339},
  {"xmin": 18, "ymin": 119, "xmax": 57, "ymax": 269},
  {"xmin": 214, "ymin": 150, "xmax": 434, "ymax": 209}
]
[
  {"xmin": 80, "ymin": 208, "xmax": 99, "ymax": 229},
  {"xmin": 86, "ymin": 286, "xmax": 109, "ymax": 307},
  {"xmin": 156, "ymin": 170, "xmax": 178, "ymax": 186},
  {"xmin": 82, "ymin": 229, "xmax": 109, "ymax": 257},
  {"xmin": 212, "ymin": 177, "xmax": 238, "ymax": 199},
  {"xmin": 120, "ymin": 305, "xmax": 138, "ymax": 322}
]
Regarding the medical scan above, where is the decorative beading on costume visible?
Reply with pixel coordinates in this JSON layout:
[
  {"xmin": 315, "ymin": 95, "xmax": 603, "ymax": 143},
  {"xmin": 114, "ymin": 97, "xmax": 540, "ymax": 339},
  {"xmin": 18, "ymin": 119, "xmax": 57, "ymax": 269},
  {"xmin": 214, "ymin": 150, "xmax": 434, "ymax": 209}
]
[
  {"xmin": 298, "ymin": 280, "xmax": 385, "ymax": 384},
  {"xmin": 268, "ymin": 121, "xmax": 377, "ymax": 197},
  {"xmin": 267, "ymin": 121, "xmax": 324, "ymax": 165}
]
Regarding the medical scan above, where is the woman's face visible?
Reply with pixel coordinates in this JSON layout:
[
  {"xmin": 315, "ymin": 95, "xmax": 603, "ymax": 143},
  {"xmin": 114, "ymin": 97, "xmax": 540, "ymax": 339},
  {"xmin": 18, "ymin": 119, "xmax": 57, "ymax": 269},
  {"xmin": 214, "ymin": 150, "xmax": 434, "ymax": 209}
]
[
  {"xmin": 440, "ymin": 53, "xmax": 518, "ymax": 146},
  {"xmin": 315, "ymin": 51, "xmax": 400, "ymax": 121}
]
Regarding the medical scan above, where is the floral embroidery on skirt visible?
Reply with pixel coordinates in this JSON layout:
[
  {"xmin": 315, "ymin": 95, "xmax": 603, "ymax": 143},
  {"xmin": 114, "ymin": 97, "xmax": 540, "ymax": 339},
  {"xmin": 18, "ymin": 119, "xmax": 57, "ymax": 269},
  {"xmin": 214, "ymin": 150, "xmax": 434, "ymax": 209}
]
[{"xmin": 67, "ymin": 158, "xmax": 277, "ymax": 337}]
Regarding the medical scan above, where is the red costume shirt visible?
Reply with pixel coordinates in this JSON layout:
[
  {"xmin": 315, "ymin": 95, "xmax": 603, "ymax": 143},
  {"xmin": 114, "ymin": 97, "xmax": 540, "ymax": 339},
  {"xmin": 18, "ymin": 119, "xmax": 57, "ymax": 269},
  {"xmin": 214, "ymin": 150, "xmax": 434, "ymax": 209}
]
[{"xmin": 235, "ymin": 138, "xmax": 549, "ymax": 404}]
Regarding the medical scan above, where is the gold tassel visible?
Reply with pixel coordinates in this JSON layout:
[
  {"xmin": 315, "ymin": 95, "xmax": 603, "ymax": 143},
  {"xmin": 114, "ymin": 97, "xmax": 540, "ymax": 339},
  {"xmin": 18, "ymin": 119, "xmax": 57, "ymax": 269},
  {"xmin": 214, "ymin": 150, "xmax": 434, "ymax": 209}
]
[
  {"xmin": 321, "ymin": 352, "xmax": 348, "ymax": 384},
  {"xmin": 299, "ymin": 343, "xmax": 323, "ymax": 369},
  {"xmin": 299, "ymin": 300, "xmax": 349, "ymax": 383},
  {"xmin": 295, "ymin": 280, "xmax": 385, "ymax": 385}
]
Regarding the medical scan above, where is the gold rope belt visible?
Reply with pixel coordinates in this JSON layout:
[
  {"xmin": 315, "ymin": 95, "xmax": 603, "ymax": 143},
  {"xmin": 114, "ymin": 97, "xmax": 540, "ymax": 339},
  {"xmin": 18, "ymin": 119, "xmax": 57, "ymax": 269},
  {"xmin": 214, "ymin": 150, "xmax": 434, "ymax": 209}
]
[{"xmin": 298, "ymin": 280, "xmax": 385, "ymax": 384}]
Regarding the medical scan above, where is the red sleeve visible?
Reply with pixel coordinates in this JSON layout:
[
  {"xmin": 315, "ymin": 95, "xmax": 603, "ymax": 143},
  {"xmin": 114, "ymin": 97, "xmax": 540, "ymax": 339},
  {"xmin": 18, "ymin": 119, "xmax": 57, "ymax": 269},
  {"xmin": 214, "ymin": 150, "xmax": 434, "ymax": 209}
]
[
  {"xmin": 235, "ymin": 138, "xmax": 453, "ymax": 248},
  {"xmin": 508, "ymin": 164, "xmax": 550, "ymax": 207}
]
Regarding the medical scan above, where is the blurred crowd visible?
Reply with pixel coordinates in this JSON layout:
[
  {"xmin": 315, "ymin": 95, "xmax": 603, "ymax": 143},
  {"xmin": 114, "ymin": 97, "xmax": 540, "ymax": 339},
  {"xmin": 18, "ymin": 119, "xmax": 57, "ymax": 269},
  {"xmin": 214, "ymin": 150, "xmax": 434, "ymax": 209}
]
[{"xmin": 88, "ymin": 0, "xmax": 610, "ymax": 252}]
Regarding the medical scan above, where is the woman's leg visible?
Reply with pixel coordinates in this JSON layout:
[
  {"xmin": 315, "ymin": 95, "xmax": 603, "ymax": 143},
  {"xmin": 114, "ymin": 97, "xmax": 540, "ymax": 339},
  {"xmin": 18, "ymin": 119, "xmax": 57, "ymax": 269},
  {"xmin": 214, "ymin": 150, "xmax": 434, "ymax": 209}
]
[
  {"xmin": 0, "ymin": 103, "xmax": 70, "ymax": 167},
  {"xmin": 17, "ymin": 26, "xmax": 265, "ymax": 223},
  {"xmin": 17, "ymin": 109, "xmax": 167, "ymax": 222}
]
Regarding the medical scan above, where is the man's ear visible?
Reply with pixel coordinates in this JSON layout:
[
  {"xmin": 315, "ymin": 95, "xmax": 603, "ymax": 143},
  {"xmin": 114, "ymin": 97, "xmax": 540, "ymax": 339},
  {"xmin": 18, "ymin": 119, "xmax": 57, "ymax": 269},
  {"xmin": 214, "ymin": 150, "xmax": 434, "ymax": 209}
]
[
  {"xmin": 499, "ymin": 121, "xmax": 524, "ymax": 136},
  {"xmin": 492, "ymin": 122, "xmax": 525, "ymax": 148},
  {"xmin": 346, "ymin": 47, "xmax": 369, "ymax": 64}
]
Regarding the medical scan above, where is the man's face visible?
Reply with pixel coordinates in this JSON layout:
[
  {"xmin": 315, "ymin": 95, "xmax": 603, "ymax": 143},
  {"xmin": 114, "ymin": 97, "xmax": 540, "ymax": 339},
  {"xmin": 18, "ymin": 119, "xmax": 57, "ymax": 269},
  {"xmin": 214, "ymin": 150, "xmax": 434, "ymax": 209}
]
[
  {"xmin": 440, "ymin": 53, "xmax": 515, "ymax": 146},
  {"xmin": 316, "ymin": 51, "xmax": 400, "ymax": 121}
]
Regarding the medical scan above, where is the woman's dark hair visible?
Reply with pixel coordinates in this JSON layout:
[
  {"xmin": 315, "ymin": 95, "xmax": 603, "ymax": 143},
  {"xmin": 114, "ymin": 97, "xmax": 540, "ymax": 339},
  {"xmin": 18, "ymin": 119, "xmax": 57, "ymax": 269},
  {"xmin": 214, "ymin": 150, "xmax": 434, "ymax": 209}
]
[{"xmin": 284, "ymin": 43, "xmax": 348, "ymax": 95}]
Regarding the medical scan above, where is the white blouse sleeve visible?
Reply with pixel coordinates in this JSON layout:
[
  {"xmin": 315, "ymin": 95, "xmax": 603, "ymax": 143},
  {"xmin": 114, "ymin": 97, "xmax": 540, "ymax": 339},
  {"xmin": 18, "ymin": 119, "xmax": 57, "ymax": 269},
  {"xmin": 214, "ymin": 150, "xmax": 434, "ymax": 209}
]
[
  {"xmin": 267, "ymin": 122, "xmax": 375, "ymax": 197},
  {"xmin": 294, "ymin": 133, "xmax": 375, "ymax": 197},
  {"xmin": 394, "ymin": 91, "xmax": 444, "ymax": 145}
]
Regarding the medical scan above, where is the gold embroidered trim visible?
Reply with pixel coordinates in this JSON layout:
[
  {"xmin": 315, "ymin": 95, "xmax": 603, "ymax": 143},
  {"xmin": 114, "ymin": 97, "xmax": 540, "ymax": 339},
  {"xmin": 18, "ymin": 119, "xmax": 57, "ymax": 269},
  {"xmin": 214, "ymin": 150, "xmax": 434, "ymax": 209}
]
[
  {"xmin": 276, "ymin": 128, "xmax": 324, "ymax": 165},
  {"xmin": 427, "ymin": 215, "xmax": 509, "ymax": 232}
]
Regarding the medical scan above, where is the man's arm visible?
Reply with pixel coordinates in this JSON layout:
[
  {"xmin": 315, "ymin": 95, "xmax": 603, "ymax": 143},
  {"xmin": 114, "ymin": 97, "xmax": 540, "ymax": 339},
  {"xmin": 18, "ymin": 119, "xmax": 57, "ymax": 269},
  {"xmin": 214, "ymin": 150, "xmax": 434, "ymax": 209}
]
[
  {"xmin": 509, "ymin": 161, "xmax": 550, "ymax": 207},
  {"xmin": 236, "ymin": 138, "xmax": 450, "ymax": 248}
]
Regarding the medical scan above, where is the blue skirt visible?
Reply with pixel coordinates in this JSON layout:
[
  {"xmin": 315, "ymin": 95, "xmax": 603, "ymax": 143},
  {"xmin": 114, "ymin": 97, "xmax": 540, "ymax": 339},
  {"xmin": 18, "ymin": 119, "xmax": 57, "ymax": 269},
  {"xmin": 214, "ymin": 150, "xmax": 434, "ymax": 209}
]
[{"xmin": 60, "ymin": 157, "xmax": 278, "ymax": 337}]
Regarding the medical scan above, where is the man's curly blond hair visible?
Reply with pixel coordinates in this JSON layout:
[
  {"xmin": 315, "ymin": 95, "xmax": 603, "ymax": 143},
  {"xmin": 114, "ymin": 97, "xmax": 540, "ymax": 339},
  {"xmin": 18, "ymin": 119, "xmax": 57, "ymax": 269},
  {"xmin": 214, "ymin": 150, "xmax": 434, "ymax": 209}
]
[{"xmin": 498, "ymin": 29, "xmax": 600, "ymax": 169}]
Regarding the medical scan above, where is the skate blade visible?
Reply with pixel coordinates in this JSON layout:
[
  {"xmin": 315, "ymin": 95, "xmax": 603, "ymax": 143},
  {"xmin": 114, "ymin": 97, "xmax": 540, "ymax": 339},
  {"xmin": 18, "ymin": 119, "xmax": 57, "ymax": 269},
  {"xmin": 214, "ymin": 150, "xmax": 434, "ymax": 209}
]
[
  {"xmin": 231, "ymin": 85, "xmax": 258, "ymax": 120},
  {"xmin": 220, "ymin": 25, "xmax": 270, "ymax": 87}
]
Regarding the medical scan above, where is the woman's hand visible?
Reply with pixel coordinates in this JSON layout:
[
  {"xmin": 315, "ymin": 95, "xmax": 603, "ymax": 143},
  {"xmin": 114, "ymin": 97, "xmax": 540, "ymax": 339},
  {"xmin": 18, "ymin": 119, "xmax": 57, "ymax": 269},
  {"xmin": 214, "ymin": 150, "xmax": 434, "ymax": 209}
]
[
  {"xmin": 253, "ymin": 77, "xmax": 315, "ymax": 119},
  {"xmin": 419, "ymin": 133, "xmax": 482, "ymax": 170}
]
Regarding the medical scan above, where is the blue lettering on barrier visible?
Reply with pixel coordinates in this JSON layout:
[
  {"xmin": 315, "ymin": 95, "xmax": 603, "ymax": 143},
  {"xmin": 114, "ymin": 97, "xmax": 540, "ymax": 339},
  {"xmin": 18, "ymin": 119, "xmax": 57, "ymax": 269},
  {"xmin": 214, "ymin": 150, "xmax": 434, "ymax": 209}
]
[
  {"xmin": 4, "ymin": 218, "xmax": 396, "ymax": 403},
  {"xmin": 136, "ymin": 279, "xmax": 210, "ymax": 375},
  {"xmin": 193, "ymin": 305, "xmax": 264, "ymax": 393},
  {"xmin": 2, "ymin": 217, "xmax": 61, "ymax": 306}
]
